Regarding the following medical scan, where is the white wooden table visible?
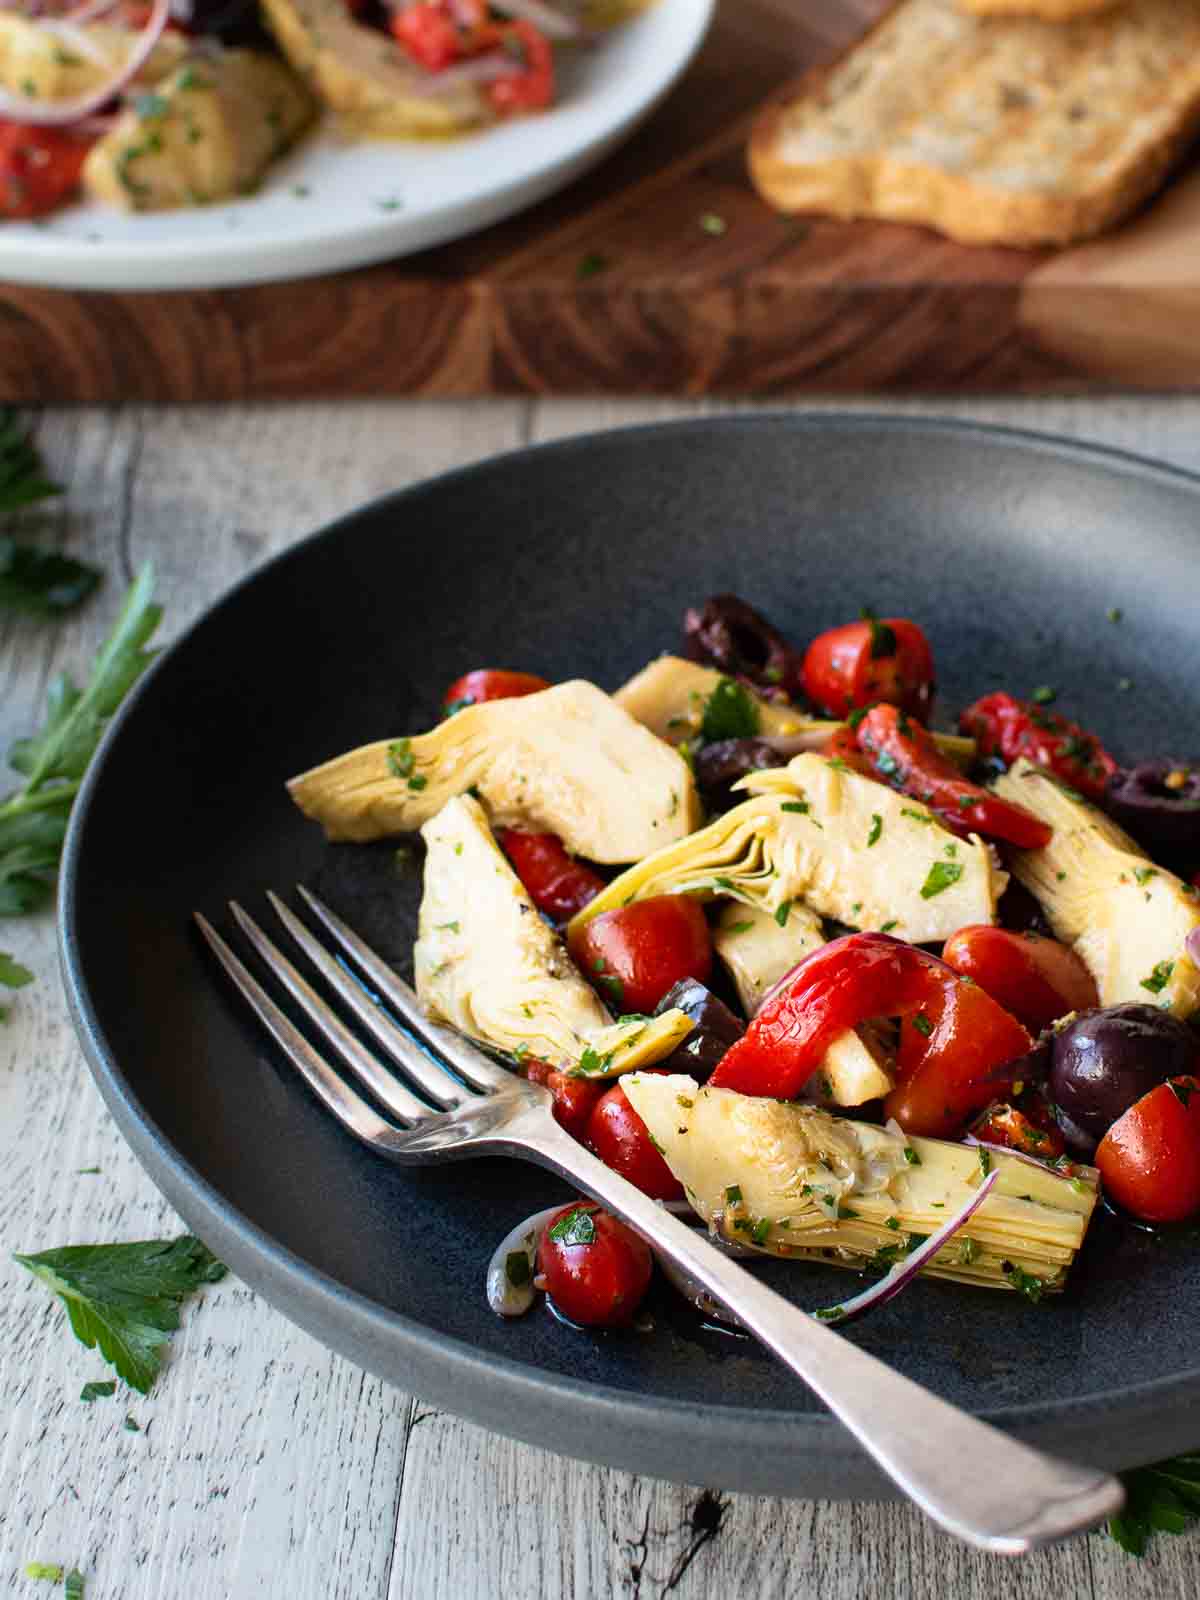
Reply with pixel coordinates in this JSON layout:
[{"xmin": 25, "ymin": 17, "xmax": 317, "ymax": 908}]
[{"xmin": 3, "ymin": 393, "xmax": 1200, "ymax": 1600}]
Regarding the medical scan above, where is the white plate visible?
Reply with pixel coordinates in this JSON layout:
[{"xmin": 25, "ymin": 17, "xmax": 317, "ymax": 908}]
[{"xmin": 0, "ymin": 0, "xmax": 713, "ymax": 290}]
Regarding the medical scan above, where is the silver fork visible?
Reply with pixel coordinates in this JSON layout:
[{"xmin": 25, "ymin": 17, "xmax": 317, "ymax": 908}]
[{"xmin": 195, "ymin": 886, "xmax": 1124, "ymax": 1553}]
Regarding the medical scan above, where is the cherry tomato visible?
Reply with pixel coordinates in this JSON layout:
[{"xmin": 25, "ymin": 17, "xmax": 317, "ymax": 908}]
[
  {"xmin": 1096, "ymin": 1076, "xmax": 1200, "ymax": 1224},
  {"xmin": 537, "ymin": 1201, "xmax": 652, "ymax": 1328},
  {"xmin": 585, "ymin": 1078, "xmax": 684, "ymax": 1201},
  {"xmin": 390, "ymin": 0, "xmax": 494, "ymax": 68},
  {"xmin": 959, "ymin": 692, "xmax": 1117, "ymax": 803},
  {"xmin": 972, "ymin": 1102, "xmax": 1066, "ymax": 1161},
  {"xmin": 0, "ymin": 125, "xmax": 92, "ymax": 220},
  {"xmin": 854, "ymin": 703, "xmax": 1052, "ymax": 851},
  {"xmin": 802, "ymin": 615, "xmax": 935, "ymax": 722},
  {"xmin": 488, "ymin": 20, "xmax": 555, "ymax": 114},
  {"xmin": 442, "ymin": 667, "xmax": 549, "ymax": 716},
  {"xmin": 496, "ymin": 828, "xmax": 606, "ymax": 923},
  {"xmin": 522, "ymin": 1058, "xmax": 603, "ymax": 1142},
  {"xmin": 941, "ymin": 926, "xmax": 1098, "ymax": 1034},
  {"xmin": 568, "ymin": 895, "xmax": 712, "ymax": 1015}
]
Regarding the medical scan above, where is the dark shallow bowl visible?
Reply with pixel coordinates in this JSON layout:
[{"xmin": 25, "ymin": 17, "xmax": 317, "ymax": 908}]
[{"xmin": 60, "ymin": 416, "xmax": 1200, "ymax": 1497}]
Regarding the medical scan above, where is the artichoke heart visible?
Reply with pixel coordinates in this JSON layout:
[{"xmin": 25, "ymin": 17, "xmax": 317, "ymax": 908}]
[
  {"xmin": 992, "ymin": 759, "xmax": 1200, "ymax": 1017},
  {"xmin": 415, "ymin": 795, "xmax": 693, "ymax": 1075},
  {"xmin": 614, "ymin": 655, "xmax": 975, "ymax": 766},
  {"xmin": 288, "ymin": 680, "xmax": 699, "ymax": 864},
  {"xmin": 714, "ymin": 902, "xmax": 893, "ymax": 1107},
  {"xmin": 568, "ymin": 753, "xmax": 1003, "ymax": 944},
  {"xmin": 0, "ymin": 17, "xmax": 187, "ymax": 103},
  {"xmin": 622, "ymin": 1074, "xmax": 1098, "ymax": 1293}
]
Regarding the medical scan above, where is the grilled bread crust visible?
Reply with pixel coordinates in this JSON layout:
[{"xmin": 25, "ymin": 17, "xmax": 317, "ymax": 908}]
[{"xmin": 749, "ymin": 0, "xmax": 1200, "ymax": 248}]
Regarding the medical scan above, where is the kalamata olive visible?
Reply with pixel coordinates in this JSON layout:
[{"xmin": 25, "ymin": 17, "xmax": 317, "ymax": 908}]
[
  {"xmin": 655, "ymin": 978, "xmax": 745, "ymax": 1081},
  {"xmin": 1050, "ymin": 1004, "xmax": 1200, "ymax": 1157},
  {"xmin": 683, "ymin": 595, "xmax": 804, "ymax": 700},
  {"xmin": 693, "ymin": 737, "xmax": 782, "ymax": 810},
  {"xmin": 1107, "ymin": 761, "xmax": 1200, "ymax": 855},
  {"xmin": 180, "ymin": 0, "xmax": 275, "ymax": 44}
]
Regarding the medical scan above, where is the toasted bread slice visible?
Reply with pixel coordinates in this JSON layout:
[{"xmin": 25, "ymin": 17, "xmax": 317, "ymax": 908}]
[
  {"xmin": 750, "ymin": 0, "xmax": 1200, "ymax": 248},
  {"xmin": 958, "ymin": 0, "xmax": 1117, "ymax": 18}
]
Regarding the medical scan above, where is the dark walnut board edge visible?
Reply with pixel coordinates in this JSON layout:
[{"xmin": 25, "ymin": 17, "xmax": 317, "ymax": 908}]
[{"xmin": 1, "ymin": 0, "xmax": 1197, "ymax": 402}]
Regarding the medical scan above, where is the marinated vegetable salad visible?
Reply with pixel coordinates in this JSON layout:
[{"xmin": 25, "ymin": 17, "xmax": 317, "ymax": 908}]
[
  {"xmin": 288, "ymin": 597, "xmax": 1200, "ymax": 1332},
  {"xmin": 0, "ymin": 0, "xmax": 641, "ymax": 219}
]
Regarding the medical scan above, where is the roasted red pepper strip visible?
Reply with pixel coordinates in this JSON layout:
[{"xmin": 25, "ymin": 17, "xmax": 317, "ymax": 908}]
[
  {"xmin": 853, "ymin": 703, "xmax": 1052, "ymax": 850},
  {"xmin": 442, "ymin": 667, "xmax": 550, "ymax": 718},
  {"xmin": 959, "ymin": 691, "xmax": 1117, "ymax": 803},
  {"xmin": 709, "ymin": 932, "xmax": 1031, "ymax": 1135},
  {"xmin": 496, "ymin": 828, "xmax": 606, "ymax": 923},
  {"xmin": 971, "ymin": 1103, "xmax": 1066, "ymax": 1161},
  {"xmin": 823, "ymin": 725, "xmax": 876, "ymax": 779}
]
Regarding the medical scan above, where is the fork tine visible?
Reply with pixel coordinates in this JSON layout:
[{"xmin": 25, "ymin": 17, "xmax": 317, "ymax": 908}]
[
  {"xmin": 295, "ymin": 885, "xmax": 511, "ymax": 1093},
  {"xmin": 194, "ymin": 912, "xmax": 396, "ymax": 1147},
  {"xmin": 230, "ymin": 901, "xmax": 441, "ymax": 1120},
  {"xmin": 261, "ymin": 893, "xmax": 476, "ymax": 1109}
]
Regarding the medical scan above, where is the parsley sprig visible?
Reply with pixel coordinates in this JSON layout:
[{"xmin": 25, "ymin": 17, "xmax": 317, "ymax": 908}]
[
  {"xmin": 1109, "ymin": 1454, "xmax": 1200, "ymax": 1555},
  {"xmin": 0, "ymin": 410, "xmax": 101, "ymax": 617},
  {"xmin": 0, "ymin": 565, "xmax": 160, "ymax": 916},
  {"xmin": 14, "ymin": 1235, "xmax": 226, "ymax": 1393}
]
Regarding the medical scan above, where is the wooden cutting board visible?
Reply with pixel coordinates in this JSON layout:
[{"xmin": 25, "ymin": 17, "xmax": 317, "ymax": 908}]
[{"xmin": 1, "ymin": 0, "xmax": 1198, "ymax": 402}]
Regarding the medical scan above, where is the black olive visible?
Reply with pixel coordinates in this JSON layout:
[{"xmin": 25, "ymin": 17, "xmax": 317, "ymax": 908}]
[
  {"xmin": 654, "ymin": 978, "xmax": 745, "ymax": 1082},
  {"xmin": 682, "ymin": 595, "xmax": 805, "ymax": 700},
  {"xmin": 1107, "ymin": 760, "xmax": 1200, "ymax": 855},
  {"xmin": 693, "ymin": 737, "xmax": 783, "ymax": 811},
  {"xmin": 1049, "ymin": 1004, "xmax": 1200, "ymax": 1158}
]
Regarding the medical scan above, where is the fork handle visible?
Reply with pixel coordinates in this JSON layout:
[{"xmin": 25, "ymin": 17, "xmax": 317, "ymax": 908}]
[{"xmin": 503, "ymin": 1116, "xmax": 1123, "ymax": 1552}]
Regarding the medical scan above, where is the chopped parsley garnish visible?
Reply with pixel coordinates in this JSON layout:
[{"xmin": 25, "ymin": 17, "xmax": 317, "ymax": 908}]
[
  {"xmin": 1032, "ymin": 685, "xmax": 1057, "ymax": 704},
  {"xmin": 123, "ymin": 1415, "xmax": 140, "ymax": 1432},
  {"xmin": 752, "ymin": 1217, "xmax": 772, "ymax": 1245},
  {"xmin": 900, "ymin": 808, "xmax": 932, "ymax": 824},
  {"xmin": 386, "ymin": 738, "xmax": 415, "ymax": 779},
  {"xmin": 0, "ymin": 951, "xmax": 33, "ymax": 1019},
  {"xmin": 885, "ymin": 1215, "xmax": 900, "ymax": 1231},
  {"xmin": 978, "ymin": 1147, "xmax": 992, "ymax": 1177},
  {"xmin": 780, "ymin": 800, "xmax": 809, "ymax": 814},
  {"xmin": 1001, "ymin": 1260, "xmax": 1045, "ymax": 1303},
  {"xmin": 504, "ymin": 1250, "xmax": 531, "ymax": 1288},
  {"xmin": 774, "ymin": 899, "xmax": 792, "ymax": 928},
  {"xmin": 435, "ymin": 921, "xmax": 460, "ymax": 933},
  {"xmin": 699, "ymin": 212, "xmax": 727, "ymax": 235},
  {"xmin": 920, "ymin": 861, "xmax": 963, "ymax": 899},
  {"xmin": 911, "ymin": 1012, "xmax": 932, "ymax": 1037},
  {"xmin": 866, "ymin": 814, "xmax": 883, "ymax": 848},
  {"xmin": 1108, "ymin": 1453, "xmax": 1200, "ymax": 1556},
  {"xmin": 727, "ymin": 920, "xmax": 754, "ymax": 934},
  {"xmin": 14, "ymin": 1236, "xmax": 226, "ymax": 1393},
  {"xmin": 724, "ymin": 1184, "xmax": 743, "ymax": 1206},
  {"xmin": 1107, "ymin": 606, "xmax": 1124, "ymax": 624},
  {"xmin": 25, "ymin": 1563, "xmax": 65, "ymax": 1582},
  {"xmin": 576, "ymin": 251, "xmax": 608, "ymax": 279},
  {"xmin": 80, "ymin": 1379, "xmax": 116, "ymax": 1403},
  {"xmin": 65, "ymin": 1572, "xmax": 84, "ymax": 1599},
  {"xmin": 1141, "ymin": 960, "xmax": 1175, "ymax": 995},
  {"xmin": 879, "ymin": 920, "xmax": 898, "ymax": 933},
  {"xmin": 859, "ymin": 607, "xmax": 897, "ymax": 660},
  {"xmin": 875, "ymin": 751, "xmax": 900, "ymax": 779},
  {"xmin": 1133, "ymin": 867, "xmax": 1157, "ymax": 886},
  {"xmin": 547, "ymin": 1207, "xmax": 596, "ymax": 1246},
  {"xmin": 576, "ymin": 1046, "xmax": 610, "ymax": 1076},
  {"xmin": 958, "ymin": 1237, "xmax": 980, "ymax": 1265},
  {"xmin": 903, "ymin": 1146, "xmax": 921, "ymax": 1166},
  {"xmin": 700, "ymin": 677, "xmax": 760, "ymax": 742}
]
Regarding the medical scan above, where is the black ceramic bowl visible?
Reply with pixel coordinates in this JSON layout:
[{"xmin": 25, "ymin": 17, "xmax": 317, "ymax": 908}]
[{"xmin": 60, "ymin": 416, "xmax": 1200, "ymax": 1496}]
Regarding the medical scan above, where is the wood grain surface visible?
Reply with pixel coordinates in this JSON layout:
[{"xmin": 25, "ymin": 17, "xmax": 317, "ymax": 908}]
[
  {"xmin": 2, "ymin": 392, "xmax": 1200, "ymax": 1599},
  {"xmin": 1, "ymin": 0, "xmax": 1198, "ymax": 401}
]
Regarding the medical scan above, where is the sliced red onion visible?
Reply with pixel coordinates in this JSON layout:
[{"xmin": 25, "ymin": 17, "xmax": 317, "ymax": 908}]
[
  {"xmin": 0, "ymin": 0, "xmax": 168, "ymax": 125},
  {"xmin": 486, "ymin": 1205, "xmax": 561, "ymax": 1318},
  {"xmin": 49, "ymin": 19, "xmax": 113, "ymax": 68},
  {"xmin": 399, "ymin": 51, "xmax": 516, "ymax": 97},
  {"xmin": 961, "ymin": 1132, "xmax": 1083, "ymax": 1180},
  {"xmin": 490, "ymin": 0, "xmax": 590, "ymax": 39},
  {"xmin": 812, "ymin": 1169, "xmax": 1000, "ymax": 1326},
  {"xmin": 1186, "ymin": 926, "xmax": 1200, "ymax": 970},
  {"xmin": 66, "ymin": 0, "xmax": 124, "ymax": 25}
]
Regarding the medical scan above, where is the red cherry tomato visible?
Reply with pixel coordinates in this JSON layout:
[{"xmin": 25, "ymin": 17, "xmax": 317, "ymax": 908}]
[
  {"xmin": 442, "ymin": 667, "xmax": 549, "ymax": 716},
  {"xmin": 585, "ymin": 1078, "xmax": 684, "ymax": 1201},
  {"xmin": 854, "ymin": 703, "xmax": 1052, "ymax": 851},
  {"xmin": 522, "ymin": 1058, "xmax": 603, "ymax": 1142},
  {"xmin": 488, "ymin": 20, "xmax": 555, "ymax": 114},
  {"xmin": 0, "ymin": 125, "xmax": 92, "ymax": 220},
  {"xmin": 1096, "ymin": 1076, "xmax": 1200, "ymax": 1224},
  {"xmin": 390, "ymin": 0, "xmax": 494, "ymax": 68},
  {"xmin": 496, "ymin": 828, "xmax": 606, "ymax": 923},
  {"xmin": 537, "ymin": 1201, "xmax": 652, "ymax": 1328},
  {"xmin": 569, "ymin": 895, "xmax": 712, "ymax": 1015},
  {"xmin": 941, "ymin": 926, "xmax": 1098, "ymax": 1034},
  {"xmin": 959, "ymin": 692, "xmax": 1117, "ymax": 803},
  {"xmin": 802, "ymin": 615, "xmax": 935, "ymax": 722},
  {"xmin": 972, "ymin": 1102, "xmax": 1066, "ymax": 1161}
]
